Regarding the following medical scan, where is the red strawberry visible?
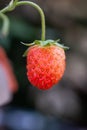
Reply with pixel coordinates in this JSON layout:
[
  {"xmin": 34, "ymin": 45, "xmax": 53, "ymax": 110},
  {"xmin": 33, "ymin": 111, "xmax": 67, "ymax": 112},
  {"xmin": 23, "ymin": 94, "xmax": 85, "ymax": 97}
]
[{"xmin": 23, "ymin": 40, "xmax": 68, "ymax": 90}]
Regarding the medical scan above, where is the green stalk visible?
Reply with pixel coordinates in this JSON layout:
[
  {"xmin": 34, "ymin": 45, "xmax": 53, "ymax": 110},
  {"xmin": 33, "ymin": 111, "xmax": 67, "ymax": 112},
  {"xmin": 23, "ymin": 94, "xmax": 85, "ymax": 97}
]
[
  {"xmin": 16, "ymin": 1, "xmax": 46, "ymax": 41},
  {"xmin": 0, "ymin": 0, "xmax": 14, "ymax": 13},
  {"xmin": 0, "ymin": 0, "xmax": 46, "ymax": 41},
  {"xmin": 0, "ymin": 13, "xmax": 10, "ymax": 36}
]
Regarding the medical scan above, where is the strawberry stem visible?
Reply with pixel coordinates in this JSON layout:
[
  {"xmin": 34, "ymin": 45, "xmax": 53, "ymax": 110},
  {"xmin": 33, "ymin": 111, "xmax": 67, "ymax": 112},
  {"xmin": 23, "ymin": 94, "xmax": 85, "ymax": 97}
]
[
  {"xmin": 0, "ymin": 0, "xmax": 46, "ymax": 41},
  {"xmin": 16, "ymin": 1, "xmax": 46, "ymax": 41}
]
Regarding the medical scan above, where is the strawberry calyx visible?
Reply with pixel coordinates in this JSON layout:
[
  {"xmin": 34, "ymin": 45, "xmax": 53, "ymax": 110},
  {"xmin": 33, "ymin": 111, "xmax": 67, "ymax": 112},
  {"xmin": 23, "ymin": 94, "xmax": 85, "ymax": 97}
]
[
  {"xmin": 21, "ymin": 39, "xmax": 69, "ymax": 57},
  {"xmin": 34, "ymin": 39, "xmax": 69, "ymax": 50}
]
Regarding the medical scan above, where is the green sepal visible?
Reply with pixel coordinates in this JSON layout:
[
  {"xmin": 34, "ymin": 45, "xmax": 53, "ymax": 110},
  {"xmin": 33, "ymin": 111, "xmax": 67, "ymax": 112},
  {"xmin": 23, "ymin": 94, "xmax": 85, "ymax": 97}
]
[
  {"xmin": 34, "ymin": 39, "xmax": 69, "ymax": 50},
  {"xmin": 21, "ymin": 39, "xmax": 69, "ymax": 57},
  {"xmin": 21, "ymin": 42, "xmax": 35, "ymax": 46},
  {"xmin": 21, "ymin": 42, "xmax": 35, "ymax": 57},
  {"xmin": 34, "ymin": 40, "xmax": 54, "ymax": 46},
  {"xmin": 53, "ymin": 42, "xmax": 69, "ymax": 50},
  {"xmin": 22, "ymin": 48, "xmax": 29, "ymax": 57}
]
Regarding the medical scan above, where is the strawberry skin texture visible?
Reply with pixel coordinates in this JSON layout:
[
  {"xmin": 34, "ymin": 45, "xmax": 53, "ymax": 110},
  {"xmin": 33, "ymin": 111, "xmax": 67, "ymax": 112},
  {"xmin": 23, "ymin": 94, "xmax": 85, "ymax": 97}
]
[{"xmin": 27, "ymin": 45, "xmax": 66, "ymax": 90}]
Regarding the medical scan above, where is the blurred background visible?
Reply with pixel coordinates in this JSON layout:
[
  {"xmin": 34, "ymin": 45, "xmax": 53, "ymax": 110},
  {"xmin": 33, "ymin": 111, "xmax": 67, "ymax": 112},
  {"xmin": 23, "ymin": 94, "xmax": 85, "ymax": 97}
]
[{"xmin": 0, "ymin": 0, "xmax": 87, "ymax": 129}]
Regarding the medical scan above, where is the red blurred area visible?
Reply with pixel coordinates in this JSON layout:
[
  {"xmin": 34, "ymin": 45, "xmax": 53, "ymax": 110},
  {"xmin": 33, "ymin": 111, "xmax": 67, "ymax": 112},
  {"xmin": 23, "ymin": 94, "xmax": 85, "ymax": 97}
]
[{"xmin": 0, "ymin": 46, "xmax": 18, "ymax": 92}]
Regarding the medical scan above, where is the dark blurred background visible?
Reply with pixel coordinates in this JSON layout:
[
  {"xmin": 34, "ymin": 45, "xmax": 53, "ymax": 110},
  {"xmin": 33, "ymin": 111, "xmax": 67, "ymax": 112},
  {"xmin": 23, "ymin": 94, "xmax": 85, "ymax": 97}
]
[{"xmin": 0, "ymin": 0, "xmax": 87, "ymax": 130}]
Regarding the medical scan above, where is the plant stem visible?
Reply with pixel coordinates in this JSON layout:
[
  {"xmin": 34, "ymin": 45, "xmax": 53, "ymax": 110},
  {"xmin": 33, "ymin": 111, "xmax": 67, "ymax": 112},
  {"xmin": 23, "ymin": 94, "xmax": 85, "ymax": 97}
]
[
  {"xmin": 0, "ymin": 0, "xmax": 14, "ymax": 13},
  {"xmin": 0, "ymin": 1, "xmax": 46, "ymax": 41},
  {"xmin": 16, "ymin": 1, "xmax": 46, "ymax": 41},
  {"xmin": 0, "ymin": 13, "xmax": 10, "ymax": 36},
  {"xmin": 0, "ymin": 6, "xmax": 10, "ymax": 14}
]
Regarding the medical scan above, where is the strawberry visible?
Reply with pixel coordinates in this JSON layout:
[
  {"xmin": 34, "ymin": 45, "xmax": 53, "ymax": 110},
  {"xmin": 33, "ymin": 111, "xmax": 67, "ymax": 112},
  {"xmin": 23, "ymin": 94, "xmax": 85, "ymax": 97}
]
[{"xmin": 22, "ymin": 40, "xmax": 68, "ymax": 90}]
